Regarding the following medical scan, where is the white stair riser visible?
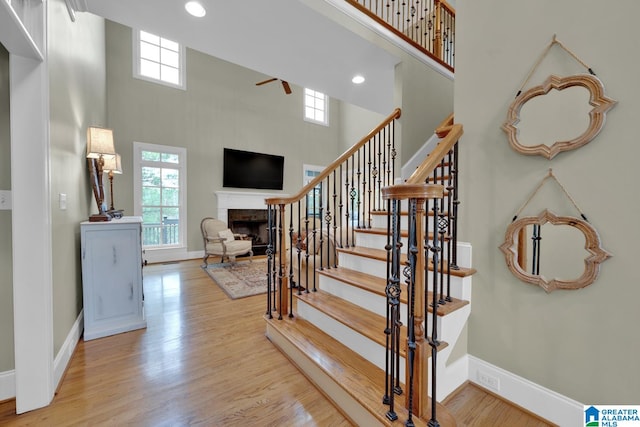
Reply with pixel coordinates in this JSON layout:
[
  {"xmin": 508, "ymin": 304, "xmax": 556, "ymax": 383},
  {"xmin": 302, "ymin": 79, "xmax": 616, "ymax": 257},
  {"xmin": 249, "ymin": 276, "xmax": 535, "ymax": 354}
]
[
  {"xmin": 319, "ymin": 275, "xmax": 408, "ymax": 321},
  {"xmin": 338, "ymin": 252, "xmax": 388, "ymax": 278},
  {"xmin": 426, "ymin": 304, "xmax": 470, "ymax": 352},
  {"xmin": 426, "ymin": 274, "xmax": 472, "ymax": 302},
  {"xmin": 297, "ymin": 299, "xmax": 406, "ymax": 379}
]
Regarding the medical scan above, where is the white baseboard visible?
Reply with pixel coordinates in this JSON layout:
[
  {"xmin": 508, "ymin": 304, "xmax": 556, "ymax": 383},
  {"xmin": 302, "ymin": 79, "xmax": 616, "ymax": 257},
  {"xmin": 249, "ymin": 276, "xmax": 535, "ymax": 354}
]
[
  {"xmin": 143, "ymin": 248, "xmax": 203, "ymax": 264},
  {"xmin": 0, "ymin": 369, "xmax": 15, "ymax": 402},
  {"xmin": 53, "ymin": 310, "xmax": 84, "ymax": 390},
  {"xmin": 468, "ymin": 355, "xmax": 584, "ymax": 427},
  {"xmin": 0, "ymin": 311, "xmax": 83, "ymax": 404}
]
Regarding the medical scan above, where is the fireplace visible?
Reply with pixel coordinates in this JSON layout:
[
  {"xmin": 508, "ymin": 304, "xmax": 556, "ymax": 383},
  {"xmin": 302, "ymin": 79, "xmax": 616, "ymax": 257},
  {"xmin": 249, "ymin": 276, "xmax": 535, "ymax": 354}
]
[
  {"xmin": 215, "ymin": 191, "xmax": 287, "ymax": 256},
  {"xmin": 228, "ymin": 209, "xmax": 269, "ymax": 255}
]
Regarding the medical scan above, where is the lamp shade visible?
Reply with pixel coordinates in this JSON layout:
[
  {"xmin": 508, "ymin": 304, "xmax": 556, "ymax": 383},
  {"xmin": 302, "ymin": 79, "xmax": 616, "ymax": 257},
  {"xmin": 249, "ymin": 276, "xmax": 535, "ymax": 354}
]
[
  {"xmin": 103, "ymin": 153, "xmax": 122, "ymax": 174},
  {"xmin": 86, "ymin": 127, "xmax": 116, "ymax": 159}
]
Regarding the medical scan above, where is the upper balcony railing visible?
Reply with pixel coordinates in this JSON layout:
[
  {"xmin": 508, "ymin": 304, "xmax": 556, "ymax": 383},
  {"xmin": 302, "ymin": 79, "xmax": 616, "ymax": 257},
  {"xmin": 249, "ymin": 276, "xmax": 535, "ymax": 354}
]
[{"xmin": 345, "ymin": 0, "xmax": 455, "ymax": 71}]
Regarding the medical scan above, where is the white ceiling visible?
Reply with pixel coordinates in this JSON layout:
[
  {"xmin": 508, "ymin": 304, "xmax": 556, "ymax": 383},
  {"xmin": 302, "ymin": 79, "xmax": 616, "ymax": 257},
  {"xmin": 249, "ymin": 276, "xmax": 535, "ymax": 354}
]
[{"xmin": 81, "ymin": 0, "xmax": 400, "ymax": 114}]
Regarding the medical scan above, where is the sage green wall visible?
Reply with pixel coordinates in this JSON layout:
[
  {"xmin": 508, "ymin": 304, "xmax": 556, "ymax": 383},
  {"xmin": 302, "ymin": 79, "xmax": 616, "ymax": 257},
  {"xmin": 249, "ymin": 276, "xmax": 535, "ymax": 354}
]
[
  {"xmin": 0, "ymin": 44, "xmax": 14, "ymax": 372},
  {"xmin": 105, "ymin": 21, "xmax": 381, "ymax": 253},
  {"xmin": 48, "ymin": 0, "xmax": 106, "ymax": 354},
  {"xmin": 455, "ymin": 0, "xmax": 640, "ymax": 403},
  {"xmin": 338, "ymin": 103, "xmax": 384, "ymax": 154},
  {"xmin": 395, "ymin": 58, "xmax": 453, "ymax": 165}
]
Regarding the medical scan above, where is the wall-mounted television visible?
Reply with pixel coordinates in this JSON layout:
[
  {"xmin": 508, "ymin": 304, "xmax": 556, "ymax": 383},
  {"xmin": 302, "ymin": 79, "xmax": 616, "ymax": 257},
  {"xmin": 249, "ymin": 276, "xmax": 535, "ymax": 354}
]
[{"xmin": 223, "ymin": 148, "xmax": 284, "ymax": 190}]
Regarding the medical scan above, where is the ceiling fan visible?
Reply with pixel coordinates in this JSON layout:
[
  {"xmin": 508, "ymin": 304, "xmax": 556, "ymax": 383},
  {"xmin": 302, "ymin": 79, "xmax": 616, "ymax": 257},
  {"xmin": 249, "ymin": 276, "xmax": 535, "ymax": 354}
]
[{"xmin": 255, "ymin": 77, "xmax": 292, "ymax": 95}]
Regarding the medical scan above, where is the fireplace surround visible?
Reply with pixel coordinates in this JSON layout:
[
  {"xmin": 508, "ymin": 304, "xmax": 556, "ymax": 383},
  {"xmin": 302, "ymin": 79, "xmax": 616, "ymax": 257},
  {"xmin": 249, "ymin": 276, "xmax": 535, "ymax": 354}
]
[{"xmin": 214, "ymin": 191, "xmax": 287, "ymax": 255}]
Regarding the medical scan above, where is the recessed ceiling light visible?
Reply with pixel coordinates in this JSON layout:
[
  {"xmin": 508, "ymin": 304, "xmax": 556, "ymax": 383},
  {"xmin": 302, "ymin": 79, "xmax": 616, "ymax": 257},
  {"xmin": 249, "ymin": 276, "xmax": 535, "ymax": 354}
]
[
  {"xmin": 185, "ymin": 1, "xmax": 206, "ymax": 17},
  {"xmin": 352, "ymin": 75, "xmax": 365, "ymax": 84}
]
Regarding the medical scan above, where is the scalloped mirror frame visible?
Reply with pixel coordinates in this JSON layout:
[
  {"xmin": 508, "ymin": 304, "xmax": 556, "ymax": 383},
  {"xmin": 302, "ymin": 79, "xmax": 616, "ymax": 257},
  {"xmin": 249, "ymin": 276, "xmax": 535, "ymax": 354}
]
[
  {"xmin": 499, "ymin": 209, "xmax": 611, "ymax": 293},
  {"xmin": 502, "ymin": 74, "xmax": 617, "ymax": 159}
]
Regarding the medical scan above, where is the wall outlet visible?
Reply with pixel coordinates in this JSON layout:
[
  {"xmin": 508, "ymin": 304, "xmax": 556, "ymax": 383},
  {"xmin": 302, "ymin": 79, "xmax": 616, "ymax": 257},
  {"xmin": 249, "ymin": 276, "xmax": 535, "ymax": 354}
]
[
  {"xmin": 478, "ymin": 370, "xmax": 501, "ymax": 391},
  {"xmin": 0, "ymin": 190, "xmax": 11, "ymax": 210}
]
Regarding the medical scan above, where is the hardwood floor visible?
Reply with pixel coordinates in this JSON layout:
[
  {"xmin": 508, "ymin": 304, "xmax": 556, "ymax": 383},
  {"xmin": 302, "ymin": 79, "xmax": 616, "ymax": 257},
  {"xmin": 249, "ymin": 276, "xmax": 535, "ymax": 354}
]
[{"xmin": 0, "ymin": 259, "xmax": 553, "ymax": 426}]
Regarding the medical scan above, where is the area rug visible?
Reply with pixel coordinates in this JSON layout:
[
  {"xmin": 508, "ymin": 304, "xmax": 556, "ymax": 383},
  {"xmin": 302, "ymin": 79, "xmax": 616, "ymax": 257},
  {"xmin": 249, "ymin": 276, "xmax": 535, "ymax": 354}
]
[{"xmin": 203, "ymin": 258, "xmax": 268, "ymax": 299}]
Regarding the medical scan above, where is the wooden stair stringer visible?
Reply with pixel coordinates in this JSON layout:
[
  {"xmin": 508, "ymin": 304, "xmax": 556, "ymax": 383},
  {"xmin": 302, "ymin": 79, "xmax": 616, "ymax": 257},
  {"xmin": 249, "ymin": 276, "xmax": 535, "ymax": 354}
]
[{"xmin": 265, "ymin": 315, "xmax": 456, "ymax": 427}]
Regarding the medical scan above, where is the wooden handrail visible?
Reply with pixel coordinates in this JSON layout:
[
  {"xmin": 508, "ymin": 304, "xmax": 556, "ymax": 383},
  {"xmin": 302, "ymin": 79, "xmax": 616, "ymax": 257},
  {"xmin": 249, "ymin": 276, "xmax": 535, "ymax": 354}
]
[
  {"xmin": 344, "ymin": 0, "xmax": 455, "ymax": 72},
  {"xmin": 265, "ymin": 107, "xmax": 401, "ymax": 205},
  {"xmin": 405, "ymin": 123, "xmax": 462, "ymax": 185}
]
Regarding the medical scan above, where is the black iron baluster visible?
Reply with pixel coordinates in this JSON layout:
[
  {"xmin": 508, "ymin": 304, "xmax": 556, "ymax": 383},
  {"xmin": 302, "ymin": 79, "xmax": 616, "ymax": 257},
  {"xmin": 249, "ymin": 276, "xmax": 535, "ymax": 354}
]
[
  {"xmin": 332, "ymin": 170, "xmax": 338, "ymax": 267},
  {"xmin": 450, "ymin": 142, "xmax": 459, "ymax": 270},
  {"xmin": 296, "ymin": 200, "xmax": 303, "ymax": 296},
  {"xmin": 276, "ymin": 205, "xmax": 284, "ymax": 320},
  {"xmin": 438, "ymin": 210, "xmax": 447, "ymax": 305},
  {"xmin": 445, "ymin": 149, "xmax": 454, "ymax": 301},
  {"xmin": 266, "ymin": 204, "xmax": 274, "ymax": 318},
  {"xmin": 350, "ymin": 155, "xmax": 357, "ymax": 238},
  {"xmin": 372, "ymin": 133, "xmax": 379, "ymax": 212},
  {"xmin": 338, "ymin": 165, "xmax": 344, "ymax": 249},
  {"xmin": 391, "ymin": 115, "xmax": 397, "ymax": 183},
  {"xmin": 344, "ymin": 159, "xmax": 351, "ymax": 248},
  {"xmin": 366, "ymin": 139, "xmax": 372, "ymax": 228},
  {"xmin": 384, "ymin": 198, "xmax": 402, "ymax": 422},
  {"xmin": 304, "ymin": 202, "xmax": 310, "ymax": 294},
  {"xmin": 356, "ymin": 148, "xmax": 363, "ymax": 229},
  {"xmin": 405, "ymin": 197, "xmax": 419, "ymax": 427},
  {"xmin": 428, "ymin": 196, "xmax": 441, "ymax": 427},
  {"xmin": 383, "ymin": 198, "xmax": 392, "ymax": 408},
  {"xmin": 312, "ymin": 184, "xmax": 318, "ymax": 292},
  {"xmin": 325, "ymin": 176, "xmax": 332, "ymax": 270},
  {"xmin": 288, "ymin": 205, "xmax": 294, "ymax": 317}
]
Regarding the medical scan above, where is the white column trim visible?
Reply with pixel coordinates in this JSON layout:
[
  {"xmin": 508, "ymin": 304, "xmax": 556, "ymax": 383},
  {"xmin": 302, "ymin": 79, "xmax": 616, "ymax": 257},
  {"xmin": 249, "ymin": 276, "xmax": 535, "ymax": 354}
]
[{"xmin": 10, "ymin": 44, "xmax": 54, "ymax": 414}]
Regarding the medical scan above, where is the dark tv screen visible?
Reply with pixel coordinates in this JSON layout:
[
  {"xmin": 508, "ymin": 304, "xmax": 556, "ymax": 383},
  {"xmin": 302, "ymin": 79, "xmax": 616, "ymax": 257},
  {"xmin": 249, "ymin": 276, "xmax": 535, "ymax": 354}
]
[{"xmin": 223, "ymin": 148, "xmax": 284, "ymax": 190}]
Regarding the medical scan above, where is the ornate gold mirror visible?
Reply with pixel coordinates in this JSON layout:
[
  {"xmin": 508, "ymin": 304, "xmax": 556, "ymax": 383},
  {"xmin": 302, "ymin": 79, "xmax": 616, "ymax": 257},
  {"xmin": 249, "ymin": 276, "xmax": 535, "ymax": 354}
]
[
  {"xmin": 502, "ymin": 74, "xmax": 617, "ymax": 159},
  {"xmin": 499, "ymin": 210, "xmax": 611, "ymax": 292}
]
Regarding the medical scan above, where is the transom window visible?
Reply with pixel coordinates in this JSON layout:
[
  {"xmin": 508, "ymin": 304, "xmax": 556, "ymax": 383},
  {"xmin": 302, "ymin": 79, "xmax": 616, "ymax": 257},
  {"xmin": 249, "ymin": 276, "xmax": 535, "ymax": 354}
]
[
  {"xmin": 134, "ymin": 30, "xmax": 185, "ymax": 89},
  {"xmin": 133, "ymin": 142, "xmax": 187, "ymax": 249},
  {"xmin": 304, "ymin": 88, "xmax": 329, "ymax": 126}
]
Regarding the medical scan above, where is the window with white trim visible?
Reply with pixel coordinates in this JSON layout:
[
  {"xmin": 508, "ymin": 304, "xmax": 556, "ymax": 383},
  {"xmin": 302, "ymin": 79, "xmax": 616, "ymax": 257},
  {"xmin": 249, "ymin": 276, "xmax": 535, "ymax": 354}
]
[
  {"xmin": 133, "ymin": 30, "xmax": 185, "ymax": 89},
  {"xmin": 304, "ymin": 88, "xmax": 329, "ymax": 125},
  {"xmin": 133, "ymin": 142, "xmax": 187, "ymax": 249}
]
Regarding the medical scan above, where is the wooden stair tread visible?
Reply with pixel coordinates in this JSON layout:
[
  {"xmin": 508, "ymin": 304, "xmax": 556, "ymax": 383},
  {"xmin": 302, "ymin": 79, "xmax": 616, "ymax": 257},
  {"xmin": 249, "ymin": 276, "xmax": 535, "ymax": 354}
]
[
  {"xmin": 319, "ymin": 266, "xmax": 470, "ymax": 316},
  {"xmin": 337, "ymin": 246, "xmax": 477, "ymax": 278},
  {"xmin": 265, "ymin": 316, "xmax": 456, "ymax": 427}
]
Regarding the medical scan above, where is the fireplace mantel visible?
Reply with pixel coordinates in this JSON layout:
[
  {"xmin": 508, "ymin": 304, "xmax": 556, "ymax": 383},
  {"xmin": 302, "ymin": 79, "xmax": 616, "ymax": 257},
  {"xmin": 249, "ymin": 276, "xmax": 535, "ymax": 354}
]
[{"xmin": 214, "ymin": 191, "xmax": 287, "ymax": 224}]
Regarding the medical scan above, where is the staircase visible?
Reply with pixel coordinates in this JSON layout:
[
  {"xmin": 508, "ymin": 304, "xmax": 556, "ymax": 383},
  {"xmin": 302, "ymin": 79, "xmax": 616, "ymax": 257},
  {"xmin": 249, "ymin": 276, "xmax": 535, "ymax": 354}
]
[
  {"xmin": 264, "ymin": 111, "xmax": 473, "ymax": 425},
  {"xmin": 266, "ymin": 219, "xmax": 473, "ymax": 425}
]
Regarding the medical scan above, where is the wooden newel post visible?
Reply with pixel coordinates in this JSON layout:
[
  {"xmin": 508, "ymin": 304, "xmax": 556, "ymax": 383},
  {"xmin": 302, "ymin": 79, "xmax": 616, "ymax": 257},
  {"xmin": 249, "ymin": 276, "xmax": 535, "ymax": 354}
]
[
  {"xmin": 434, "ymin": 0, "xmax": 443, "ymax": 60},
  {"xmin": 408, "ymin": 197, "xmax": 429, "ymax": 418}
]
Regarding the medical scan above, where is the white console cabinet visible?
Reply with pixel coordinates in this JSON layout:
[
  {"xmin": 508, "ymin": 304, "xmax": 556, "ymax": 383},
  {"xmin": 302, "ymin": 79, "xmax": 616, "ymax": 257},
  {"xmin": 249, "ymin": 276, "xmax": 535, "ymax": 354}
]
[{"xmin": 80, "ymin": 216, "xmax": 146, "ymax": 340}]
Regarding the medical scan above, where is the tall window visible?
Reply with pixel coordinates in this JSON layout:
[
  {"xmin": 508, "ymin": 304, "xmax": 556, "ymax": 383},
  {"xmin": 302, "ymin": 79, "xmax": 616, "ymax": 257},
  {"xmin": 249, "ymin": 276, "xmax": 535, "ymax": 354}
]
[
  {"xmin": 303, "ymin": 164, "xmax": 324, "ymax": 217},
  {"xmin": 133, "ymin": 142, "xmax": 187, "ymax": 249},
  {"xmin": 133, "ymin": 30, "xmax": 185, "ymax": 89},
  {"xmin": 304, "ymin": 88, "xmax": 329, "ymax": 125}
]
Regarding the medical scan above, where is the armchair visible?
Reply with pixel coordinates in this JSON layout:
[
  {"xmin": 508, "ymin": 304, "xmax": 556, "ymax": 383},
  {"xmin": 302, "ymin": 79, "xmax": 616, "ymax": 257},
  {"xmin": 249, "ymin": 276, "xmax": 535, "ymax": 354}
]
[{"xmin": 200, "ymin": 217, "xmax": 253, "ymax": 266}]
